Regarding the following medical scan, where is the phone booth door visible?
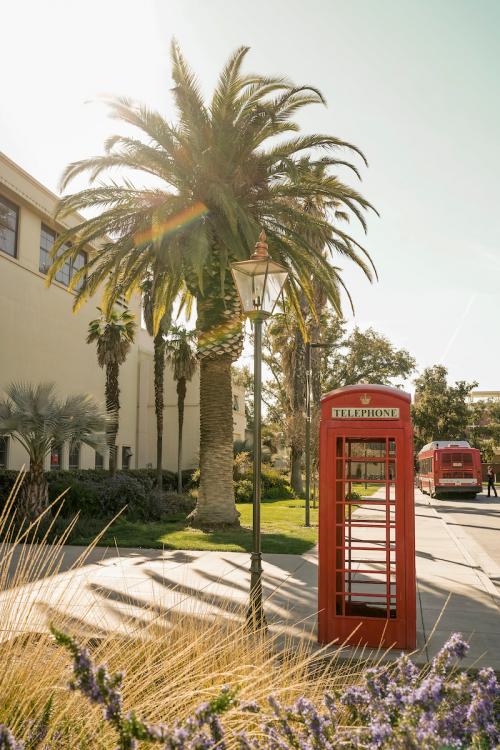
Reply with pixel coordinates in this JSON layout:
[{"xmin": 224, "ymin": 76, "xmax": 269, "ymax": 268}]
[{"xmin": 319, "ymin": 420, "xmax": 416, "ymax": 650}]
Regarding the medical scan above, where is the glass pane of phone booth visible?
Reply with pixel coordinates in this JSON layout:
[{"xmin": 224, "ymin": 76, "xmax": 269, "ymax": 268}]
[{"xmin": 335, "ymin": 436, "xmax": 398, "ymax": 619}]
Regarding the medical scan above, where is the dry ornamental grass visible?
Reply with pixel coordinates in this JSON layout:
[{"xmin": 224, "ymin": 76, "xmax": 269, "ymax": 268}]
[{"xmin": 0, "ymin": 475, "xmax": 366, "ymax": 748}]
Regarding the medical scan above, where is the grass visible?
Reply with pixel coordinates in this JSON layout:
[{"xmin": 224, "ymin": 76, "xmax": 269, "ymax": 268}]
[
  {"xmin": 68, "ymin": 484, "xmax": 381, "ymax": 554},
  {"xmin": 69, "ymin": 497, "xmax": 318, "ymax": 554}
]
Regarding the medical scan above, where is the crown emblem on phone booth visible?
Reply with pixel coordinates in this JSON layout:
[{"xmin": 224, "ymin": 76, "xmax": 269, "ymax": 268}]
[{"xmin": 360, "ymin": 393, "xmax": 371, "ymax": 405}]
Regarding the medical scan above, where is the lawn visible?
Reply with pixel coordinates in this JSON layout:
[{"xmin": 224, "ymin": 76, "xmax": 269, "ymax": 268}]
[{"xmin": 69, "ymin": 484, "xmax": 380, "ymax": 554}]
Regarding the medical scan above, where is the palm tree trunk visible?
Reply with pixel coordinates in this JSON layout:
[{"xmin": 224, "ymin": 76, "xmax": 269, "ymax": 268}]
[
  {"xmin": 105, "ymin": 361, "xmax": 120, "ymax": 478},
  {"xmin": 19, "ymin": 462, "xmax": 49, "ymax": 521},
  {"xmin": 154, "ymin": 332, "xmax": 165, "ymax": 490},
  {"xmin": 177, "ymin": 377, "xmax": 186, "ymax": 494},
  {"xmin": 187, "ymin": 280, "xmax": 242, "ymax": 527},
  {"xmin": 189, "ymin": 354, "xmax": 240, "ymax": 527}
]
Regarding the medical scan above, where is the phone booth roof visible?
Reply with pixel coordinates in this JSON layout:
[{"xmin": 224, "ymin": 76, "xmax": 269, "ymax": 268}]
[{"xmin": 321, "ymin": 384, "xmax": 411, "ymax": 426}]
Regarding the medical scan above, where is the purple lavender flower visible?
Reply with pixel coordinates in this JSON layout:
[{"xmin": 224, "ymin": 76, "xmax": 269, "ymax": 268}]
[
  {"xmin": 431, "ymin": 632, "xmax": 469, "ymax": 674},
  {"xmin": 0, "ymin": 726, "xmax": 24, "ymax": 750},
  {"xmin": 466, "ymin": 667, "xmax": 500, "ymax": 745}
]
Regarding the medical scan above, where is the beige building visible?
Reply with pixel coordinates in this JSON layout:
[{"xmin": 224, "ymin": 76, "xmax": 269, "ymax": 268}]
[
  {"xmin": 0, "ymin": 153, "xmax": 245, "ymax": 472},
  {"xmin": 469, "ymin": 390, "xmax": 500, "ymax": 404}
]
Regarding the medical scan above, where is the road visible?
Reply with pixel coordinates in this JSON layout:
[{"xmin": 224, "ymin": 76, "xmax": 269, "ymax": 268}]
[{"xmin": 432, "ymin": 488, "xmax": 500, "ymax": 596}]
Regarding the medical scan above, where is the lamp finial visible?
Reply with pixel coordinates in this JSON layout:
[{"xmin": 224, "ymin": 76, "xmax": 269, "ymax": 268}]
[{"xmin": 252, "ymin": 229, "xmax": 269, "ymax": 259}]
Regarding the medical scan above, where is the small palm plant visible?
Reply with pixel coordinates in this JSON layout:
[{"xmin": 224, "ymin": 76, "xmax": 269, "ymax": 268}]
[
  {"xmin": 142, "ymin": 273, "xmax": 172, "ymax": 490},
  {"xmin": 87, "ymin": 307, "xmax": 136, "ymax": 477},
  {"xmin": 166, "ymin": 327, "xmax": 197, "ymax": 494},
  {"xmin": 0, "ymin": 382, "xmax": 107, "ymax": 519}
]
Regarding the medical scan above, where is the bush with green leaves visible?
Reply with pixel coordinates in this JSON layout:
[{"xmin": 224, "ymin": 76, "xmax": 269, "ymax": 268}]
[
  {"xmin": 346, "ymin": 490, "xmax": 361, "ymax": 501},
  {"xmin": 234, "ymin": 479, "xmax": 253, "ymax": 503},
  {"xmin": 234, "ymin": 467, "xmax": 295, "ymax": 503}
]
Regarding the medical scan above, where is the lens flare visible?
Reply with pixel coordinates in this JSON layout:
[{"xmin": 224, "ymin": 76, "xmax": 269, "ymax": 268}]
[{"xmin": 134, "ymin": 202, "xmax": 209, "ymax": 246}]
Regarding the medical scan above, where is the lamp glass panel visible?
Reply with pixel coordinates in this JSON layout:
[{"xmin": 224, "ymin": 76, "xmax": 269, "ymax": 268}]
[
  {"xmin": 232, "ymin": 259, "xmax": 288, "ymax": 314},
  {"xmin": 231, "ymin": 268, "xmax": 255, "ymax": 313},
  {"xmin": 262, "ymin": 270, "xmax": 288, "ymax": 313}
]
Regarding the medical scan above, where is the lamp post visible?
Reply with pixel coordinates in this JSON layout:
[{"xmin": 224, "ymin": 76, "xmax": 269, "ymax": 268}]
[
  {"xmin": 304, "ymin": 342, "xmax": 328, "ymax": 527},
  {"xmin": 231, "ymin": 230, "xmax": 289, "ymax": 629}
]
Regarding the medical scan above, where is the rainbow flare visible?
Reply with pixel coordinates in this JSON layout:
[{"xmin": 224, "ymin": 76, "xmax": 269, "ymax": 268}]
[{"xmin": 134, "ymin": 201, "xmax": 209, "ymax": 246}]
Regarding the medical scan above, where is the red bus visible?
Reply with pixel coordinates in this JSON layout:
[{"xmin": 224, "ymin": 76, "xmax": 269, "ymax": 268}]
[{"xmin": 417, "ymin": 441, "xmax": 482, "ymax": 499}]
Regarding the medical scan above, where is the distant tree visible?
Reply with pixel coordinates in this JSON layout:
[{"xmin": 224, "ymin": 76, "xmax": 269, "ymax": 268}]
[
  {"xmin": 142, "ymin": 273, "xmax": 172, "ymax": 490},
  {"xmin": 0, "ymin": 383, "xmax": 106, "ymax": 519},
  {"xmin": 87, "ymin": 308, "xmax": 136, "ymax": 477},
  {"xmin": 166, "ymin": 327, "xmax": 197, "ymax": 494},
  {"xmin": 232, "ymin": 365, "xmax": 254, "ymax": 428},
  {"xmin": 467, "ymin": 399, "xmax": 500, "ymax": 461},
  {"xmin": 412, "ymin": 365, "xmax": 477, "ymax": 451},
  {"xmin": 264, "ymin": 316, "xmax": 415, "ymax": 491},
  {"xmin": 323, "ymin": 326, "xmax": 416, "ymax": 392}
]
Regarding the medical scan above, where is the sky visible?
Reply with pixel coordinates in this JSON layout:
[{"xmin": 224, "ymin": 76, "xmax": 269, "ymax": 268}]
[{"xmin": 1, "ymin": 0, "xmax": 499, "ymax": 391}]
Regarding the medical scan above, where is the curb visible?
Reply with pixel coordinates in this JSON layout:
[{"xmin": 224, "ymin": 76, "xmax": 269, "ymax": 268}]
[{"xmin": 426, "ymin": 496, "xmax": 500, "ymax": 610}]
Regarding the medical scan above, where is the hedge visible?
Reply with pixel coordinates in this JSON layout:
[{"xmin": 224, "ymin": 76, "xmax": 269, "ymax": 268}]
[
  {"xmin": 235, "ymin": 467, "xmax": 295, "ymax": 502},
  {"xmin": 0, "ymin": 469, "xmax": 196, "ymax": 522}
]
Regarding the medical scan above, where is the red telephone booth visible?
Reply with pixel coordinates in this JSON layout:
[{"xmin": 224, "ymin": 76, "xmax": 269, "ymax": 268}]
[{"xmin": 318, "ymin": 384, "xmax": 416, "ymax": 650}]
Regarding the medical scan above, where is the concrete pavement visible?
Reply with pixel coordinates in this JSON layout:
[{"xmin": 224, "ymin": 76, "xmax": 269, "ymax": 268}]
[
  {"xmin": 0, "ymin": 488, "xmax": 499, "ymax": 668},
  {"xmin": 429, "ymin": 490, "xmax": 500, "ymax": 599}
]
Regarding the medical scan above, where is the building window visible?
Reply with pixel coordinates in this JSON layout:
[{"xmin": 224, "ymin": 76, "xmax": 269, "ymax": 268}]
[
  {"xmin": 0, "ymin": 437, "xmax": 8, "ymax": 468},
  {"xmin": 69, "ymin": 443, "xmax": 80, "ymax": 470},
  {"xmin": 95, "ymin": 450, "xmax": 104, "ymax": 470},
  {"xmin": 39, "ymin": 225, "xmax": 87, "ymax": 288},
  {"xmin": 233, "ymin": 395, "xmax": 240, "ymax": 412},
  {"xmin": 39, "ymin": 225, "xmax": 56, "ymax": 273},
  {"xmin": 122, "ymin": 446, "xmax": 133, "ymax": 470},
  {"xmin": 71, "ymin": 249, "xmax": 87, "ymax": 290},
  {"xmin": 0, "ymin": 195, "xmax": 19, "ymax": 258},
  {"xmin": 50, "ymin": 444, "xmax": 62, "ymax": 471}
]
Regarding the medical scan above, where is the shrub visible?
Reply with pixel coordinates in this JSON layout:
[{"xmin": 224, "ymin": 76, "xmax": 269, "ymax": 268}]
[
  {"xmin": 234, "ymin": 468, "xmax": 295, "ymax": 502},
  {"xmin": 261, "ymin": 466, "xmax": 291, "ymax": 492},
  {"xmin": 235, "ymin": 479, "xmax": 253, "ymax": 503},
  {"xmin": 233, "ymin": 451, "xmax": 252, "ymax": 480},
  {"xmin": 1, "ymin": 469, "xmax": 201, "ymax": 523},
  {"xmin": 266, "ymin": 485, "xmax": 294, "ymax": 499},
  {"xmin": 141, "ymin": 491, "xmax": 196, "ymax": 520},
  {"xmin": 236, "ymin": 467, "xmax": 295, "ymax": 500},
  {"xmin": 346, "ymin": 490, "xmax": 361, "ymax": 501},
  {"xmin": 0, "ymin": 470, "xmax": 18, "ymax": 501},
  {"xmin": 48, "ymin": 478, "xmax": 102, "ymax": 517}
]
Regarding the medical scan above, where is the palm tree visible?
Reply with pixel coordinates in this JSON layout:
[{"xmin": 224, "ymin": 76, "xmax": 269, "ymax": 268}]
[
  {"xmin": 48, "ymin": 42, "xmax": 376, "ymax": 526},
  {"xmin": 0, "ymin": 382, "xmax": 107, "ymax": 519},
  {"xmin": 142, "ymin": 271, "xmax": 172, "ymax": 490},
  {"xmin": 87, "ymin": 307, "xmax": 136, "ymax": 476},
  {"xmin": 166, "ymin": 326, "xmax": 197, "ymax": 494}
]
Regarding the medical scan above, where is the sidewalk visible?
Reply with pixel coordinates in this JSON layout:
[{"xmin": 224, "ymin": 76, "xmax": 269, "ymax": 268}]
[{"xmin": 1, "ymin": 488, "xmax": 499, "ymax": 668}]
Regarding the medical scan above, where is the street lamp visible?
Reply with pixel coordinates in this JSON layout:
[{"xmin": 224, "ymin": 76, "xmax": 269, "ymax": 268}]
[{"xmin": 231, "ymin": 230, "xmax": 289, "ymax": 629}]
